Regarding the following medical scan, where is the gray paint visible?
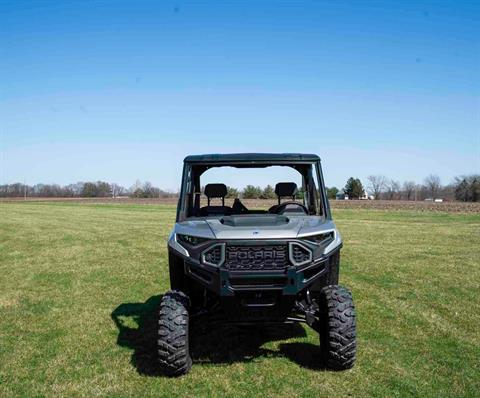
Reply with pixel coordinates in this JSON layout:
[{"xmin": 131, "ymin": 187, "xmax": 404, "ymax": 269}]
[{"xmin": 168, "ymin": 214, "xmax": 342, "ymax": 257}]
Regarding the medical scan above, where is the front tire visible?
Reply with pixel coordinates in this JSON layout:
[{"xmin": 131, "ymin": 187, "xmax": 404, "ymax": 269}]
[
  {"xmin": 157, "ymin": 290, "xmax": 192, "ymax": 376},
  {"xmin": 318, "ymin": 285, "xmax": 356, "ymax": 370}
]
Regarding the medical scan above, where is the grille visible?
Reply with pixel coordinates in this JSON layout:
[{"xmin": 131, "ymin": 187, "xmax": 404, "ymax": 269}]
[
  {"xmin": 202, "ymin": 245, "xmax": 224, "ymax": 266},
  {"xmin": 290, "ymin": 243, "xmax": 312, "ymax": 266},
  {"xmin": 225, "ymin": 245, "xmax": 289, "ymax": 271}
]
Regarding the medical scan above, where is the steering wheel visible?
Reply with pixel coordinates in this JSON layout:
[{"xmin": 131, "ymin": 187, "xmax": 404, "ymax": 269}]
[{"xmin": 274, "ymin": 201, "xmax": 308, "ymax": 215}]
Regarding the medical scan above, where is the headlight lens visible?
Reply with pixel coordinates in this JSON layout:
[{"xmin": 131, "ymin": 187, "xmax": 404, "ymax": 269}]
[
  {"xmin": 303, "ymin": 232, "xmax": 334, "ymax": 245},
  {"xmin": 177, "ymin": 234, "xmax": 209, "ymax": 246}
]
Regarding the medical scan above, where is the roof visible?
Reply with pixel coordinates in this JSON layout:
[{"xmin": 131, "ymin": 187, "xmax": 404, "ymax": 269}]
[{"xmin": 184, "ymin": 153, "xmax": 320, "ymax": 164}]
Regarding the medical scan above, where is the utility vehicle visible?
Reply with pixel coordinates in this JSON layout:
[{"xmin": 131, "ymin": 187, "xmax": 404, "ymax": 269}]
[{"xmin": 158, "ymin": 153, "xmax": 356, "ymax": 375}]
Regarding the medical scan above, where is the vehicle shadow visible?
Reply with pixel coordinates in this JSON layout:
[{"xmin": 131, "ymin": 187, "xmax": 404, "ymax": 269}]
[{"xmin": 111, "ymin": 295, "xmax": 325, "ymax": 376}]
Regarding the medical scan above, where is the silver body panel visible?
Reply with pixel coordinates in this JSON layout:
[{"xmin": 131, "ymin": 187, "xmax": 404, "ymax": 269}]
[{"xmin": 168, "ymin": 215, "xmax": 342, "ymax": 256}]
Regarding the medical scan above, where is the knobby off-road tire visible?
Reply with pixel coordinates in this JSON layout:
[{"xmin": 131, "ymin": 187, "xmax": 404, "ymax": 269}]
[
  {"xmin": 318, "ymin": 285, "xmax": 356, "ymax": 370},
  {"xmin": 157, "ymin": 290, "xmax": 192, "ymax": 376}
]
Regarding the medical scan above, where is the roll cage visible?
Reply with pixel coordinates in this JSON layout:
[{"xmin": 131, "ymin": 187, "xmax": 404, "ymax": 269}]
[{"xmin": 176, "ymin": 153, "xmax": 331, "ymax": 222}]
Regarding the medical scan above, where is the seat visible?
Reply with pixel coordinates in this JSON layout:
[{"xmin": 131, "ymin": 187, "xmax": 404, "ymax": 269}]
[
  {"xmin": 199, "ymin": 183, "xmax": 232, "ymax": 216},
  {"xmin": 268, "ymin": 182, "xmax": 299, "ymax": 213}
]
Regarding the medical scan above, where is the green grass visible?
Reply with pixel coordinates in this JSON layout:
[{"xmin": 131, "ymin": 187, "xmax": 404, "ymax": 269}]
[{"xmin": 0, "ymin": 202, "xmax": 479, "ymax": 397}]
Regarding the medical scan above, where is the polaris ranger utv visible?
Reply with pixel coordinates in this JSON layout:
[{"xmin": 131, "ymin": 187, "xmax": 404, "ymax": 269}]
[{"xmin": 159, "ymin": 153, "xmax": 356, "ymax": 376}]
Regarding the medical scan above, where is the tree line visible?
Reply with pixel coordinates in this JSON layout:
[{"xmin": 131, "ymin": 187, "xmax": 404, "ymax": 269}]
[
  {"xmin": 226, "ymin": 185, "xmax": 283, "ymax": 199},
  {"xmin": 0, "ymin": 180, "xmax": 176, "ymax": 198},
  {"xmin": 1, "ymin": 174, "xmax": 478, "ymax": 202},
  {"xmin": 228, "ymin": 174, "xmax": 479, "ymax": 202},
  {"xmin": 326, "ymin": 174, "xmax": 479, "ymax": 202}
]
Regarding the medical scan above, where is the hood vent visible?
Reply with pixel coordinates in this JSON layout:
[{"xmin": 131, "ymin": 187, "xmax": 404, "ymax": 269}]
[{"xmin": 220, "ymin": 215, "xmax": 289, "ymax": 227}]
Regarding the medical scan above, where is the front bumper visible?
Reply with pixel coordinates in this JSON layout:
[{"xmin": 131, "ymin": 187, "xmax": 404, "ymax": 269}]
[{"xmin": 168, "ymin": 239, "xmax": 341, "ymax": 297}]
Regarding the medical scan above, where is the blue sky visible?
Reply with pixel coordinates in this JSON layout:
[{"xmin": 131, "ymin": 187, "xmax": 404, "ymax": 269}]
[{"xmin": 1, "ymin": 0, "xmax": 479, "ymax": 191}]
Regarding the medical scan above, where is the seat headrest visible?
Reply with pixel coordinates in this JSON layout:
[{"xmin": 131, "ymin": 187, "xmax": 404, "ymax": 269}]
[
  {"xmin": 275, "ymin": 182, "xmax": 298, "ymax": 197},
  {"xmin": 204, "ymin": 183, "xmax": 227, "ymax": 198}
]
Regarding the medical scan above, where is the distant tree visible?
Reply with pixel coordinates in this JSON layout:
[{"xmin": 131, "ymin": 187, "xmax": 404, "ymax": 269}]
[
  {"xmin": 472, "ymin": 177, "xmax": 480, "ymax": 202},
  {"xmin": 96, "ymin": 181, "xmax": 111, "ymax": 197},
  {"xmin": 440, "ymin": 183, "xmax": 455, "ymax": 201},
  {"xmin": 81, "ymin": 182, "xmax": 98, "ymax": 197},
  {"xmin": 127, "ymin": 181, "xmax": 163, "ymax": 198},
  {"xmin": 50, "ymin": 184, "xmax": 64, "ymax": 197},
  {"xmin": 344, "ymin": 177, "xmax": 364, "ymax": 199},
  {"xmin": 296, "ymin": 188, "xmax": 305, "ymax": 200},
  {"xmin": 0, "ymin": 183, "xmax": 24, "ymax": 197},
  {"xmin": 31, "ymin": 184, "xmax": 44, "ymax": 197},
  {"xmin": 260, "ymin": 185, "xmax": 276, "ymax": 199},
  {"xmin": 79, "ymin": 181, "xmax": 111, "ymax": 197},
  {"xmin": 226, "ymin": 186, "xmax": 239, "ymax": 198},
  {"xmin": 385, "ymin": 179, "xmax": 400, "ymax": 200},
  {"xmin": 110, "ymin": 183, "xmax": 119, "ymax": 198},
  {"xmin": 0, "ymin": 181, "xmax": 139, "ymax": 198},
  {"xmin": 131, "ymin": 188, "xmax": 144, "ymax": 198},
  {"xmin": 129, "ymin": 180, "xmax": 146, "ymax": 198},
  {"xmin": 142, "ymin": 181, "xmax": 154, "ymax": 197},
  {"xmin": 367, "ymin": 175, "xmax": 387, "ymax": 200},
  {"xmin": 66, "ymin": 182, "xmax": 83, "ymax": 197},
  {"xmin": 402, "ymin": 181, "xmax": 416, "ymax": 200},
  {"xmin": 242, "ymin": 185, "xmax": 262, "ymax": 199},
  {"xmin": 454, "ymin": 175, "xmax": 480, "ymax": 202},
  {"xmin": 326, "ymin": 187, "xmax": 339, "ymax": 199},
  {"xmin": 454, "ymin": 178, "xmax": 469, "ymax": 202},
  {"xmin": 37, "ymin": 183, "xmax": 52, "ymax": 197},
  {"xmin": 424, "ymin": 175, "xmax": 442, "ymax": 199},
  {"xmin": 113, "ymin": 184, "xmax": 127, "ymax": 197}
]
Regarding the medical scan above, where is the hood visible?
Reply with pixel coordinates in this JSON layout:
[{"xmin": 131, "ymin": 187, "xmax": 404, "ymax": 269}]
[
  {"xmin": 207, "ymin": 215, "xmax": 303, "ymax": 239},
  {"xmin": 174, "ymin": 214, "xmax": 335, "ymax": 240}
]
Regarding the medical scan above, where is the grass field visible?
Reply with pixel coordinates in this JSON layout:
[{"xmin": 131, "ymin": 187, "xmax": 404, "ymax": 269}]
[{"xmin": 1, "ymin": 202, "xmax": 479, "ymax": 397}]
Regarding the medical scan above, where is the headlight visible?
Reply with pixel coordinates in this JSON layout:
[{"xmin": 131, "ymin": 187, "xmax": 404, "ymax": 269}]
[
  {"xmin": 177, "ymin": 234, "xmax": 209, "ymax": 246},
  {"xmin": 303, "ymin": 231, "xmax": 334, "ymax": 245}
]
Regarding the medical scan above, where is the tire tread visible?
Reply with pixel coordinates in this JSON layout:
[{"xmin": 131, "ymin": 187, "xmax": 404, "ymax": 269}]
[
  {"xmin": 157, "ymin": 290, "xmax": 192, "ymax": 376},
  {"xmin": 319, "ymin": 285, "xmax": 356, "ymax": 370}
]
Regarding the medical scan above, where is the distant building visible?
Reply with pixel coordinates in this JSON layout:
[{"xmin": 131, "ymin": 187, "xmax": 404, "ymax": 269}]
[
  {"xmin": 335, "ymin": 190, "xmax": 373, "ymax": 200},
  {"xmin": 360, "ymin": 192, "xmax": 374, "ymax": 200}
]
